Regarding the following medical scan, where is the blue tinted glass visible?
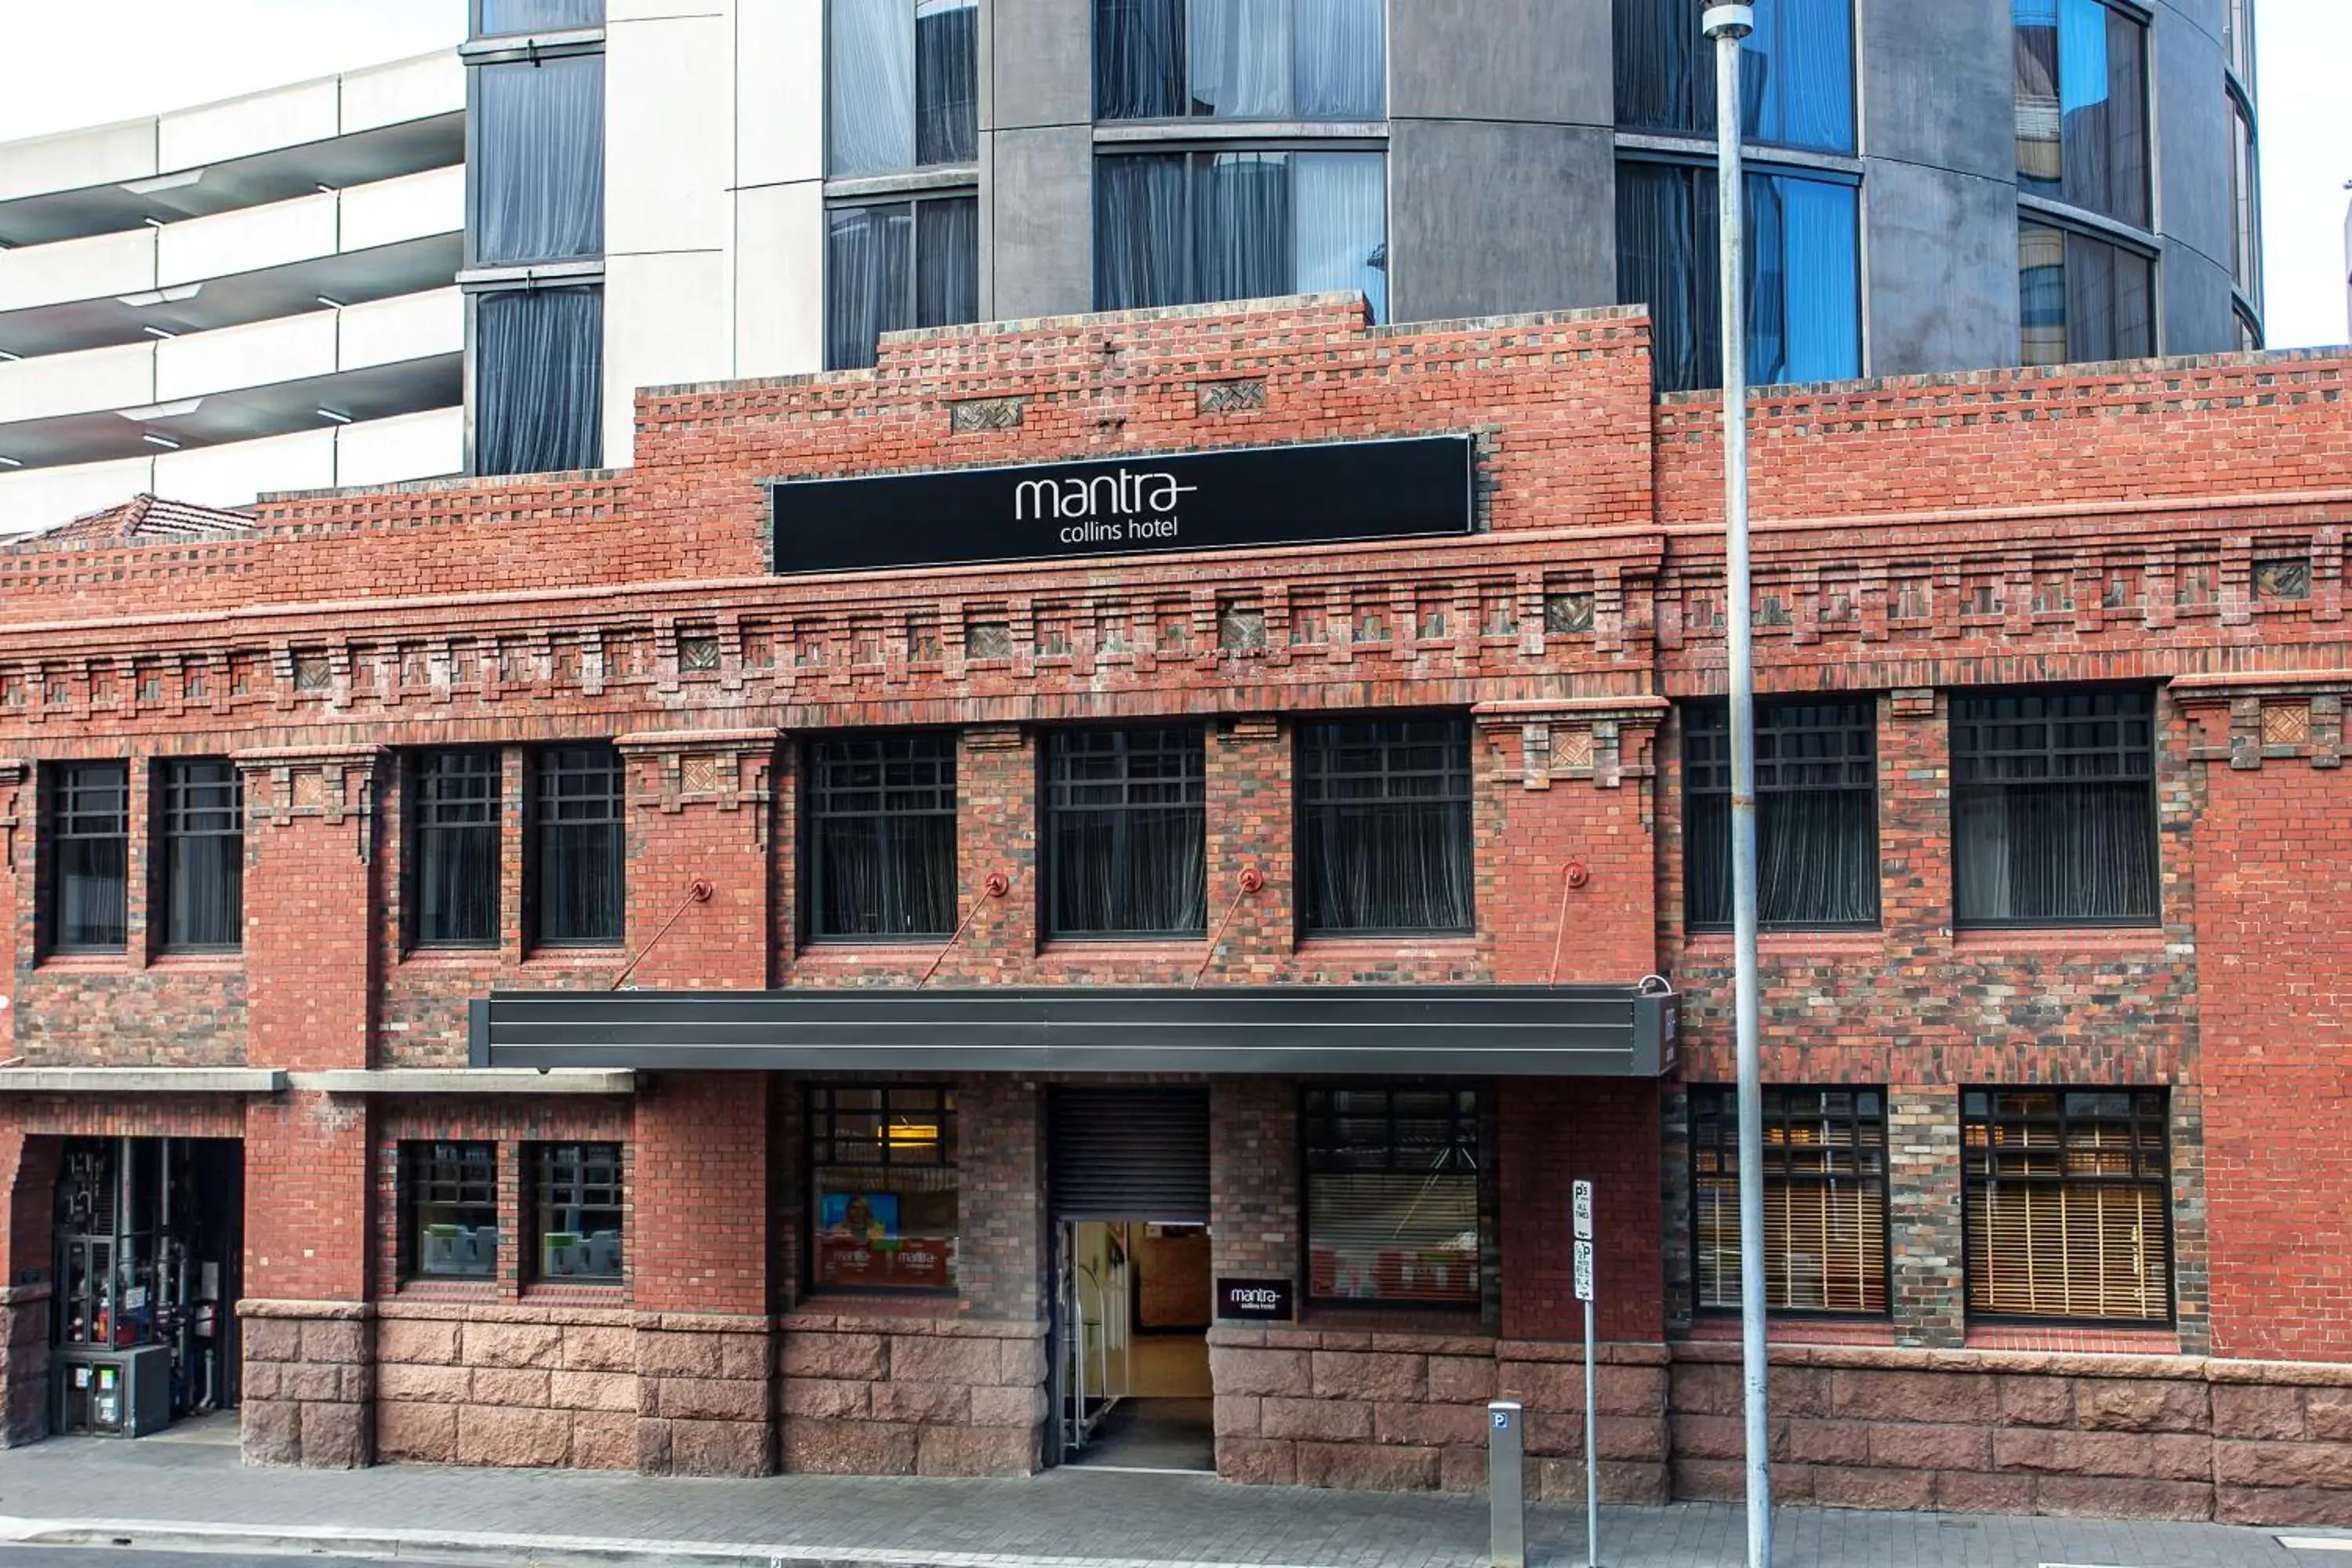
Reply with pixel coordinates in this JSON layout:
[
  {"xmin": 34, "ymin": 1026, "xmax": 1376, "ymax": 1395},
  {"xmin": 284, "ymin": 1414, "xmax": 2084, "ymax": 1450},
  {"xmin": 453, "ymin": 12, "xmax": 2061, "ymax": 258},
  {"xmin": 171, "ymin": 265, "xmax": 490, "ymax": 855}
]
[
  {"xmin": 1614, "ymin": 0, "xmax": 1853, "ymax": 153},
  {"xmin": 1752, "ymin": 174, "xmax": 1859, "ymax": 384}
]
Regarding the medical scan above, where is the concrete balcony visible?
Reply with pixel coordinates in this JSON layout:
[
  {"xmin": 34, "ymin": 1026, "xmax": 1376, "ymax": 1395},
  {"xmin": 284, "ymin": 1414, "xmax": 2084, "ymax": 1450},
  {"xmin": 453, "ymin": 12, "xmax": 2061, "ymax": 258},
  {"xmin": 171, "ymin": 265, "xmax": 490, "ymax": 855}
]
[
  {"xmin": 0, "ymin": 165, "xmax": 463, "ymax": 357},
  {"xmin": 0, "ymin": 405, "xmax": 461, "ymax": 535},
  {"xmin": 0, "ymin": 288, "xmax": 461, "ymax": 469}
]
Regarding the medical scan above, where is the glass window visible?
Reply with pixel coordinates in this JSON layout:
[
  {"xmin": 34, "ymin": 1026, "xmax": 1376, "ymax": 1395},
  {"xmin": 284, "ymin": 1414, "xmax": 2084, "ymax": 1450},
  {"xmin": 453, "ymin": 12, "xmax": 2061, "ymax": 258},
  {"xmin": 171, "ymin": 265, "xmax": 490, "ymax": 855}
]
[
  {"xmin": 532, "ymin": 745, "xmax": 624, "ymax": 947},
  {"xmin": 1691, "ymin": 1087, "xmax": 1888, "ymax": 1314},
  {"xmin": 808, "ymin": 1086, "xmax": 958, "ymax": 1293},
  {"xmin": 1683, "ymin": 698, "xmax": 1878, "ymax": 930},
  {"xmin": 1964, "ymin": 1088, "xmax": 2169, "ymax": 1322},
  {"xmin": 162, "ymin": 759, "xmax": 244, "ymax": 952},
  {"xmin": 2013, "ymin": 0, "xmax": 2149, "ymax": 228},
  {"xmin": 826, "ymin": 195, "xmax": 978, "ymax": 371},
  {"xmin": 404, "ymin": 1141, "xmax": 499, "ymax": 1281},
  {"xmin": 1298, "ymin": 717, "xmax": 1472, "ymax": 935},
  {"xmin": 2222, "ymin": 0, "xmax": 2254, "ymax": 85},
  {"xmin": 475, "ymin": 0, "xmax": 603, "ymax": 34},
  {"xmin": 828, "ymin": 0, "xmax": 978, "ymax": 176},
  {"xmin": 47, "ymin": 761, "xmax": 129, "ymax": 953},
  {"xmin": 1096, "ymin": 0, "xmax": 1385, "ymax": 122},
  {"xmin": 1614, "ymin": 0, "xmax": 1855, "ymax": 154},
  {"xmin": 1304, "ymin": 1086, "xmax": 1480, "ymax": 1307},
  {"xmin": 472, "ymin": 53, "xmax": 606, "ymax": 266},
  {"xmin": 476, "ymin": 285, "xmax": 604, "ymax": 476},
  {"xmin": 1952, "ymin": 689, "xmax": 2158, "ymax": 927},
  {"xmin": 531, "ymin": 1142, "xmax": 624, "ymax": 1283},
  {"xmin": 1046, "ymin": 726, "xmax": 1207, "ymax": 938},
  {"xmin": 2017, "ymin": 220, "xmax": 2154, "ymax": 367},
  {"xmin": 412, "ymin": 750, "xmax": 502, "ymax": 948},
  {"xmin": 2229, "ymin": 96, "xmax": 2260, "ymax": 299},
  {"xmin": 808, "ymin": 734, "xmax": 958, "ymax": 941},
  {"xmin": 1095, "ymin": 150, "xmax": 1387, "ymax": 321},
  {"xmin": 1617, "ymin": 162, "xmax": 1860, "ymax": 394}
]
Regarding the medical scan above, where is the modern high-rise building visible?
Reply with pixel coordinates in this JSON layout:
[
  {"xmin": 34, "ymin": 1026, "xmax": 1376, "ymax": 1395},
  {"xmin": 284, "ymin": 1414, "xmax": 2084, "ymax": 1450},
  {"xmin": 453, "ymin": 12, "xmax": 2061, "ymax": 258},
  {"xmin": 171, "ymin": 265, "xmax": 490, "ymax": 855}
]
[{"xmin": 0, "ymin": 53, "xmax": 465, "ymax": 536}]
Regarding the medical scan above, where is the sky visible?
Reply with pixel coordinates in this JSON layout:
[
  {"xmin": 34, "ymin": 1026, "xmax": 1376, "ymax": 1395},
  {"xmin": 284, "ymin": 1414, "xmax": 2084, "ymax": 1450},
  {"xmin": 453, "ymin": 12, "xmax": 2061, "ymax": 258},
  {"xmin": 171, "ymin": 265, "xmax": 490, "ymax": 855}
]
[{"xmin": 0, "ymin": 0, "xmax": 2346, "ymax": 348}]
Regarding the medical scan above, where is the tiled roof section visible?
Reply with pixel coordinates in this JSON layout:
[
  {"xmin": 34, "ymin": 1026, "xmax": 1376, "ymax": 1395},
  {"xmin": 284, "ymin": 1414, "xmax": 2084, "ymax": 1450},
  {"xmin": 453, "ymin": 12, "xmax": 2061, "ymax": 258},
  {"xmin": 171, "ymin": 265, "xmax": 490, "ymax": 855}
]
[{"xmin": 3, "ymin": 493, "xmax": 256, "ymax": 551}]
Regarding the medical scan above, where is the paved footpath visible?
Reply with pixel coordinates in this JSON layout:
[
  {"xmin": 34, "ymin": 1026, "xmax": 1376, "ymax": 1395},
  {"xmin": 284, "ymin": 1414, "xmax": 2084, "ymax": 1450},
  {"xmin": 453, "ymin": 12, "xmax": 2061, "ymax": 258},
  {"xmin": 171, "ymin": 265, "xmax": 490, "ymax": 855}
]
[{"xmin": 0, "ymin": 1421, "xmax": 2338, "ymax": 1568}]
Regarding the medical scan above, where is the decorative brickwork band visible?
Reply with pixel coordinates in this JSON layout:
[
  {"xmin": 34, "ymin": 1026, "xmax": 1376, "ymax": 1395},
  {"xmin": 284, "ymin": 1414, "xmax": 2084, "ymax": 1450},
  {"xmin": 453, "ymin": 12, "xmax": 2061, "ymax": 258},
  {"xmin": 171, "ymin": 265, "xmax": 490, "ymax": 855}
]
[
  {"xmin": 1475, "ymin": 699, "xmax": 1667, "ymax": 792},
  {"xmin": 2175, "ymin": 673, "xmax": 2347, "ymax": 771},
  {"xmin": 615, "ymin": 729, "xmax": 782, "ymax": 837},
  {"xmin": 232, "ymin": 745, "xmax": 384, "ymax": 836},
  {"xmin": 0, "ymin": 759, "xmax": 23, "ymax": 871}
]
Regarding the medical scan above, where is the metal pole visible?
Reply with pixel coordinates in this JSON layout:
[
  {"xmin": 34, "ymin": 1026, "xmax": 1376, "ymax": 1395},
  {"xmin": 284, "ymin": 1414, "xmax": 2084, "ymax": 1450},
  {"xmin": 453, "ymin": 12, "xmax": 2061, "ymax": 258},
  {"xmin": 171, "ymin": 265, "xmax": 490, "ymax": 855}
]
[
  {"xmin": 1583, "ymin": 1294, "xmax": 1599, "ymax": 1568},
  {"xmin": 1487, "ymin": 1401, "xmax": 1526, "ymax": 1568},
  {"xmin": 1703, "ymin": 6, "xmax": 1770, "ymax": 1568}
]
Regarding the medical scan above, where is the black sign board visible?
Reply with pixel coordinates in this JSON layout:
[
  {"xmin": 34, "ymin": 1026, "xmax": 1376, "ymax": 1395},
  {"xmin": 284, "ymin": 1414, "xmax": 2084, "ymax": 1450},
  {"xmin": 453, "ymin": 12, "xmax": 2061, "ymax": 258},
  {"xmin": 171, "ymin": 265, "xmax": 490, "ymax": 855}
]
[
  {"xmin": 1217, "ymin": 1277, "xmax": 1296, "ymax": 1322},
  {"xmin": 768, "ymin": 434, "xmax": 1474, "ymax": 575}
]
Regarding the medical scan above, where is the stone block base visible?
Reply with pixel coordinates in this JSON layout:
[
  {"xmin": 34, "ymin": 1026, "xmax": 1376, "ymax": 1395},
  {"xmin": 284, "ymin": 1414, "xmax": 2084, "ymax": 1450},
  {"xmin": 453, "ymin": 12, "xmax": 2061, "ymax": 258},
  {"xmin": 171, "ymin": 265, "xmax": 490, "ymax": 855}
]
[
  {"xmin": 777, "ymin": 1313, "xmax": 1045, "ymax": 1477},
  {"xmin": 239, "ymin": 1301, "xmax": 375, "ymax": 1469},
  {"xmin": 0, "ymin": 1287, "xmax": 52, "ymax": 1447}
]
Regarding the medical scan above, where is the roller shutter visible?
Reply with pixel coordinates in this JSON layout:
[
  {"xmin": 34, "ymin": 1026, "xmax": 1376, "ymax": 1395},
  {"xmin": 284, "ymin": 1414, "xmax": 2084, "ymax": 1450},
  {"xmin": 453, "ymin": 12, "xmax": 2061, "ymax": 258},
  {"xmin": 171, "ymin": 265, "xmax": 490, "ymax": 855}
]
[{"xmin": 1048, "ymin": 1087, "xmax": 1210, "ymax": 1221}]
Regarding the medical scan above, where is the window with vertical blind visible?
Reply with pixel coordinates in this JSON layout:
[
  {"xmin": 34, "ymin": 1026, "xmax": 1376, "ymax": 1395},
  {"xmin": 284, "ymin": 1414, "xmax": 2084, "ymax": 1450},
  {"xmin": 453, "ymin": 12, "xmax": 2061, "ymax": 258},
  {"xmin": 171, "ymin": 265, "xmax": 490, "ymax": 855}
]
[
  {"xmin": 1963, "ymin": 1088, "xmax": 2170, "ymax": 1323},
  {"xmin": 1683, "ymin": 697, "xmax": 1878, "ymax": 930},
  {"xmin": 531, "ymin": 745, "xmax": 624, "ymax": 946},
  {"xmin": 808, "ymin": 1085, "xmax": 958, "ymax": 1293},
  {"xmin": 161, "ymin": 759, "xmax": 244, "ymax": 952},
  {"xmin": 1303, "ymin": 1086, "xmax": 1480, "ymax": 1308},
  {"xmin": 45, "ymin": 761, "xmax": 129, "ymax": 953},
  {"xmin": 1951, "ymin": 688, "xmax": 2158, "ymax": 927},
  {"xmin": 402, "ymin": 1141, "xmax": 499, "ymax": 1281},
  {"xmin": 1045, "ymin": 726, "xmax": 1207, "ymax": 938},
  {"xmin": 1690, "ymin": 1087, "xmax": 1888, "ymax": 1315}
]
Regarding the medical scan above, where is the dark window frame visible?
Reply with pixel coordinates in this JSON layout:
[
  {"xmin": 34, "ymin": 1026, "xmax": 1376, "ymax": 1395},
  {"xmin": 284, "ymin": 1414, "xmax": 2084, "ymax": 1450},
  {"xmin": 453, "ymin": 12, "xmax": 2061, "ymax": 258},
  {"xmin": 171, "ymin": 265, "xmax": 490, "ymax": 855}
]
[
  {"xmin": 1961, "ymin": 1086, "xmax": 2172, "ymax": 1327},
  {"xmin": 804, "ymin": 731, "xmax": 960, "ymax": 944},
  {"xmin": 528, "ymin": 1140, "xmax": 626, "ymax": 1285},
  {"xmin": 825, "ymin": 0, "xmax": 981, "ymax": 177},
  {"xmin": 43, "ymin": 760, "xmax": 131, "ymax": 956},
  {"xmin": 1687, "ymin": 1084, "xmax": 1891, "ymax": 1319},
  {"xmin": 1682, "ymin": 695, "xmax": 1880, "ymax": 933},
  {"xmin": 158, "ymin": 757, "xmax": 245, "ymax": 954},
  {"xmin": 2012, "ymin": 0, "xmax": 2153, "ymax": 232},
  {"xmin": 822, "ymin": 191, "xmax": 981, "ymax": 372},
  {"xmin": 1042, "ymin": 723, "xmax": 1210, "ymax": 940},
  {"xmin": 1091, "ymin": 144, "xmax": 1391, "ymax": 322},
  {"xmin": 470, "ymin": 281, "xmax": 606, "ymax": 477},
  {"xmin": 1300, "ymin": 1083, "xmax": 1483, "ymax": 1312},
  {"xmin": 1295, "ymin": 713, "xmax": 1475, "ymax": 938},
  {"xmin": 1951, "ymin": 686, "xmax": 2160, "ymax": 930},
  {"xmin": 528, "ymin": 743, "xmax": 626, "ymax": 949},
  {"xmin": 400, "ymin": 1139, "xmax": 501, "ymax": 1283},
  {"xmin": 408, "ymin": 748, "xmax": 504, "ymax": 951},
  {"xmin": 805, "ymin": 1083, "xmax": 960, "ymax": 1298},
  {"xmin": 1612, "ymin": 0, "xmax": 1859, "ymax": 155},
  {"xmin": 2016, "ymin": 215, "xmax": 2159, "ymax": 368}
]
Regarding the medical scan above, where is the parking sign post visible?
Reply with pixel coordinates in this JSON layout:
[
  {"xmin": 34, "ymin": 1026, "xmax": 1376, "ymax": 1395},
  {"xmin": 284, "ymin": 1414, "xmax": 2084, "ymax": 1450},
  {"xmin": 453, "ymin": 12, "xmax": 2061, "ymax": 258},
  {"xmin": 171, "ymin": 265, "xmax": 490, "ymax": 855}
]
[{"xmin": 1574, "ymin": 1178, "xmax": 1599, "ymax": 1567}]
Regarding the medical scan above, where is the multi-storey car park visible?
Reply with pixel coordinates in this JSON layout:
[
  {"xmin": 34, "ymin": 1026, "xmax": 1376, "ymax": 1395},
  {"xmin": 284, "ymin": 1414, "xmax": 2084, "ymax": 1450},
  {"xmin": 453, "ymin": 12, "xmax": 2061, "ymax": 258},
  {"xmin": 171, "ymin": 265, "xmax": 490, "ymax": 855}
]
[{"xmin": 4, "ymin": 0, "xmax": 2345, "ymax": 1537}]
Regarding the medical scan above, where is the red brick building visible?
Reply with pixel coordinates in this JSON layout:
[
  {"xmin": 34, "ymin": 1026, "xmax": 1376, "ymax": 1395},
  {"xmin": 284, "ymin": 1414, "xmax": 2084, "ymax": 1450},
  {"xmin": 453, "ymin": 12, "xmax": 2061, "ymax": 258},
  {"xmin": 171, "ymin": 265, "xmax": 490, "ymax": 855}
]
[{"xmin": 2, "ymin": 296, "xmax": 2349, "ymax": 1524}]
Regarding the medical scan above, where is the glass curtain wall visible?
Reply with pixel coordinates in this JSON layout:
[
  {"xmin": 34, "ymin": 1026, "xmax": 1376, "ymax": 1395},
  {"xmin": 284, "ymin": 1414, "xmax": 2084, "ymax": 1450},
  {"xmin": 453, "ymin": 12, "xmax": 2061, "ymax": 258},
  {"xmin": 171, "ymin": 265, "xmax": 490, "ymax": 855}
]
[{"xmin": 1617, "ymin": 162, "xmax": 1860, "ymax": 393}]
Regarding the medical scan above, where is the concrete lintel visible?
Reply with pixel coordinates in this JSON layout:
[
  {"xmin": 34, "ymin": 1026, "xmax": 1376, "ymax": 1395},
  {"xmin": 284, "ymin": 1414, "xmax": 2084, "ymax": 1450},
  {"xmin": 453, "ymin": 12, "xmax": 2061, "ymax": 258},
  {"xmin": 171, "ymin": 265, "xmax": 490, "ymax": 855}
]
[
  {"xmin": 0, "ymin": 1067, "xmax": 287, "ymax": 1094},
  {"xmin": 290, "ymin": 1069, "xmax": 636, "ymax": 1096}
]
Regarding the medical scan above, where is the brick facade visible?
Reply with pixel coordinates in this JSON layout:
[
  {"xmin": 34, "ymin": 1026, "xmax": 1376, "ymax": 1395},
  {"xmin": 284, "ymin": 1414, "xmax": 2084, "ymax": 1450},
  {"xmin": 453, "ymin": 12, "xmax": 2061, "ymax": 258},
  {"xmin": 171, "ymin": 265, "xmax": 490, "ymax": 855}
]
[{"xmin": 0, "ymin": 296, "xmax": 2347, "ymax": 1520}]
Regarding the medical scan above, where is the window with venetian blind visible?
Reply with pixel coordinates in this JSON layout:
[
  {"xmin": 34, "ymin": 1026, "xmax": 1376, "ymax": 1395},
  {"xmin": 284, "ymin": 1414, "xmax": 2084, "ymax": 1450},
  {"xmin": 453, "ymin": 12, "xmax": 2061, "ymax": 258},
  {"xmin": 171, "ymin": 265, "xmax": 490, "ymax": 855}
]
[
  {"xmin": 1690, "ymin": 1086, "xmax": 1888, "ymax": 1315},
  {"xmin": 1303, "ymin": 1086, "xmax": 1480, "ymax": 1308},
  {"xmin": 1963, "ymin": 1088, "xmax": 2169, "ymax": 1323}
]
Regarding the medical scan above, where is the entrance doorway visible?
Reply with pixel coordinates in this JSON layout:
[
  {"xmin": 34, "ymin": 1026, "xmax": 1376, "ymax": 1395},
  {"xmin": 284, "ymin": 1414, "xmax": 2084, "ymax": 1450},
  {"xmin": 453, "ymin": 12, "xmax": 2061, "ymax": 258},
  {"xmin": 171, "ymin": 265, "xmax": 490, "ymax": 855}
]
[
  {"xmin": 1048, "ymin": 1088, "xmax": 1214, "ymax": 1472},
  {"xmin": 52, "ymin": 1137, "xmax": 243, "ymax": 1437}
]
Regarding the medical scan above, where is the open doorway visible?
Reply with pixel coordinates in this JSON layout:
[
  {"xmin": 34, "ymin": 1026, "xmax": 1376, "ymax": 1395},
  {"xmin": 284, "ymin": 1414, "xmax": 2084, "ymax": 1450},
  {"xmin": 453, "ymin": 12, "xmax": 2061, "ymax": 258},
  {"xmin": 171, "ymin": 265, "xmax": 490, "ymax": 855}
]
[
  {"xmin": 53, "ymin": 1136, "xmax": 243, "ymax": 1437},
  {"xmin": 1058, "ymin": 1219, "xmax": 1212, "ymax": 1471}
]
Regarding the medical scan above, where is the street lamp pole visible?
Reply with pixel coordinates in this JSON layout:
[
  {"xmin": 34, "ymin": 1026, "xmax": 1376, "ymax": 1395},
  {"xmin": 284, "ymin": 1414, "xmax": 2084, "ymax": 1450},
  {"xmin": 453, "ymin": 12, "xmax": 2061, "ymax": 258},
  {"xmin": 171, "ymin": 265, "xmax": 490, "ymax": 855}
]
[{"xmin": 1703, "ymin": 5, "xmax": 1771, "ymax": 1567}]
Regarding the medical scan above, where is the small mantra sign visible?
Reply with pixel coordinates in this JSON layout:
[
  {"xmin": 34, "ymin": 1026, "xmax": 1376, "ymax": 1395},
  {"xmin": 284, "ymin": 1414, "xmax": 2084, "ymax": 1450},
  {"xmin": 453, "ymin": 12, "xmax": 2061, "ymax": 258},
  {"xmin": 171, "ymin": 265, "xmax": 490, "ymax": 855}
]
[
  {"xmin": 1218, "ymin": 1277, "xmax": 1296, "ymax": 1321},
  {"xmin": 768, "ymin": 434, "xmax": 1474, "ymax": 575}
]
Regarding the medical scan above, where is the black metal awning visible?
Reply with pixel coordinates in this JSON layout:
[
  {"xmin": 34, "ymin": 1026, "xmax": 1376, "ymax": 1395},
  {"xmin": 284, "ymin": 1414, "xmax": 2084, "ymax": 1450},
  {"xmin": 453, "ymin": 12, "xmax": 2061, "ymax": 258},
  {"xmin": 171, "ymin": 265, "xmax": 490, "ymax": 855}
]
[{"xmin": 467, "ymin": 984, "xmax": 1677, "ymax": 1078}]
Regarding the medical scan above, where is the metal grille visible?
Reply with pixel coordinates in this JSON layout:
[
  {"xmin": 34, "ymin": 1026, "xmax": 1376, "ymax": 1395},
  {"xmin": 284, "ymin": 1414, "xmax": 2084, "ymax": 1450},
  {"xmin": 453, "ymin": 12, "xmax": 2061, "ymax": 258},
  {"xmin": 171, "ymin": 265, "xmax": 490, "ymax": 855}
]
[
  {"xmin": 1963, "ymin": 1088, "xmax": 2170, "ymax": 1323},
  {"xmin": 808, "ymin": 734, "xmax": 958, "ymax": 940},
  {"xmin": 532, "ymin": 1141, "xmax": 624, "ymax": 1283},
  {"xmin": 1951, "ymin": 689, "xmax": 2153, "ymax": 785},
  {"xmin": 405, "ymin": 1140, "xmax": 499, "ymax": 1280},
  {"xmin": 161, "ymin": 758, "xmax": 244, "ymax": 952},
  {"xmin": 532, "ymin": 745, "xmax": 624, "ymax": 946},
  {"xmin": 1297, "ymin": 717, "xmax": 1473, "ymax": 935},
  {"xmin": 1302, "ymin": 1086, "xmax": 1479, "ymax": 1306},
  {"xmin": 49, "ymin": 760, "xmax": 129, "ymax": 953},
  {"xmin": 413, "ymin": 750, "xmax": 501, "ymax": 948},
  {"xmin": 1045, "ymin": 727, "xmax": 1207, "ymax": 938},
  {"xmin": 1690, "ymin": 1086, "xmax": 1888, "ymax": 1315},
  {"xmin": 1683, "ymin": 697, "xmax": 1878, "ymax": 930},
  {"xmin": 1048, "ymin": 1087, "xmax": 1210, "ymax": 1221}
]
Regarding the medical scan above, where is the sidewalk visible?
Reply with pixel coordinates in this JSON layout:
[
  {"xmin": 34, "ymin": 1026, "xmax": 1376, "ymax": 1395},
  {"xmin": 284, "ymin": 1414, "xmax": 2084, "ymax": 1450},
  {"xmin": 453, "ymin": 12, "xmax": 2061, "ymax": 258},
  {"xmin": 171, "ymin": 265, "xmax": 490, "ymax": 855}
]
[{"xmin": 0, "ymin": 1419, "xmax": 2331, "ymax": 1568}]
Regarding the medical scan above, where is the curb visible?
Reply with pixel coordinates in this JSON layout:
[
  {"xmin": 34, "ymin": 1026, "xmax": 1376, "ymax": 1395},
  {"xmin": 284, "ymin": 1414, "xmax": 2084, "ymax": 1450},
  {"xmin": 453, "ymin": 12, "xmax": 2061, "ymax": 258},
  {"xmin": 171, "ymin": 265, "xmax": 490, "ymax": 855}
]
[{"xmin": 0, "ymin": 1517, "xmax": 1340, "ymax": 1568}]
